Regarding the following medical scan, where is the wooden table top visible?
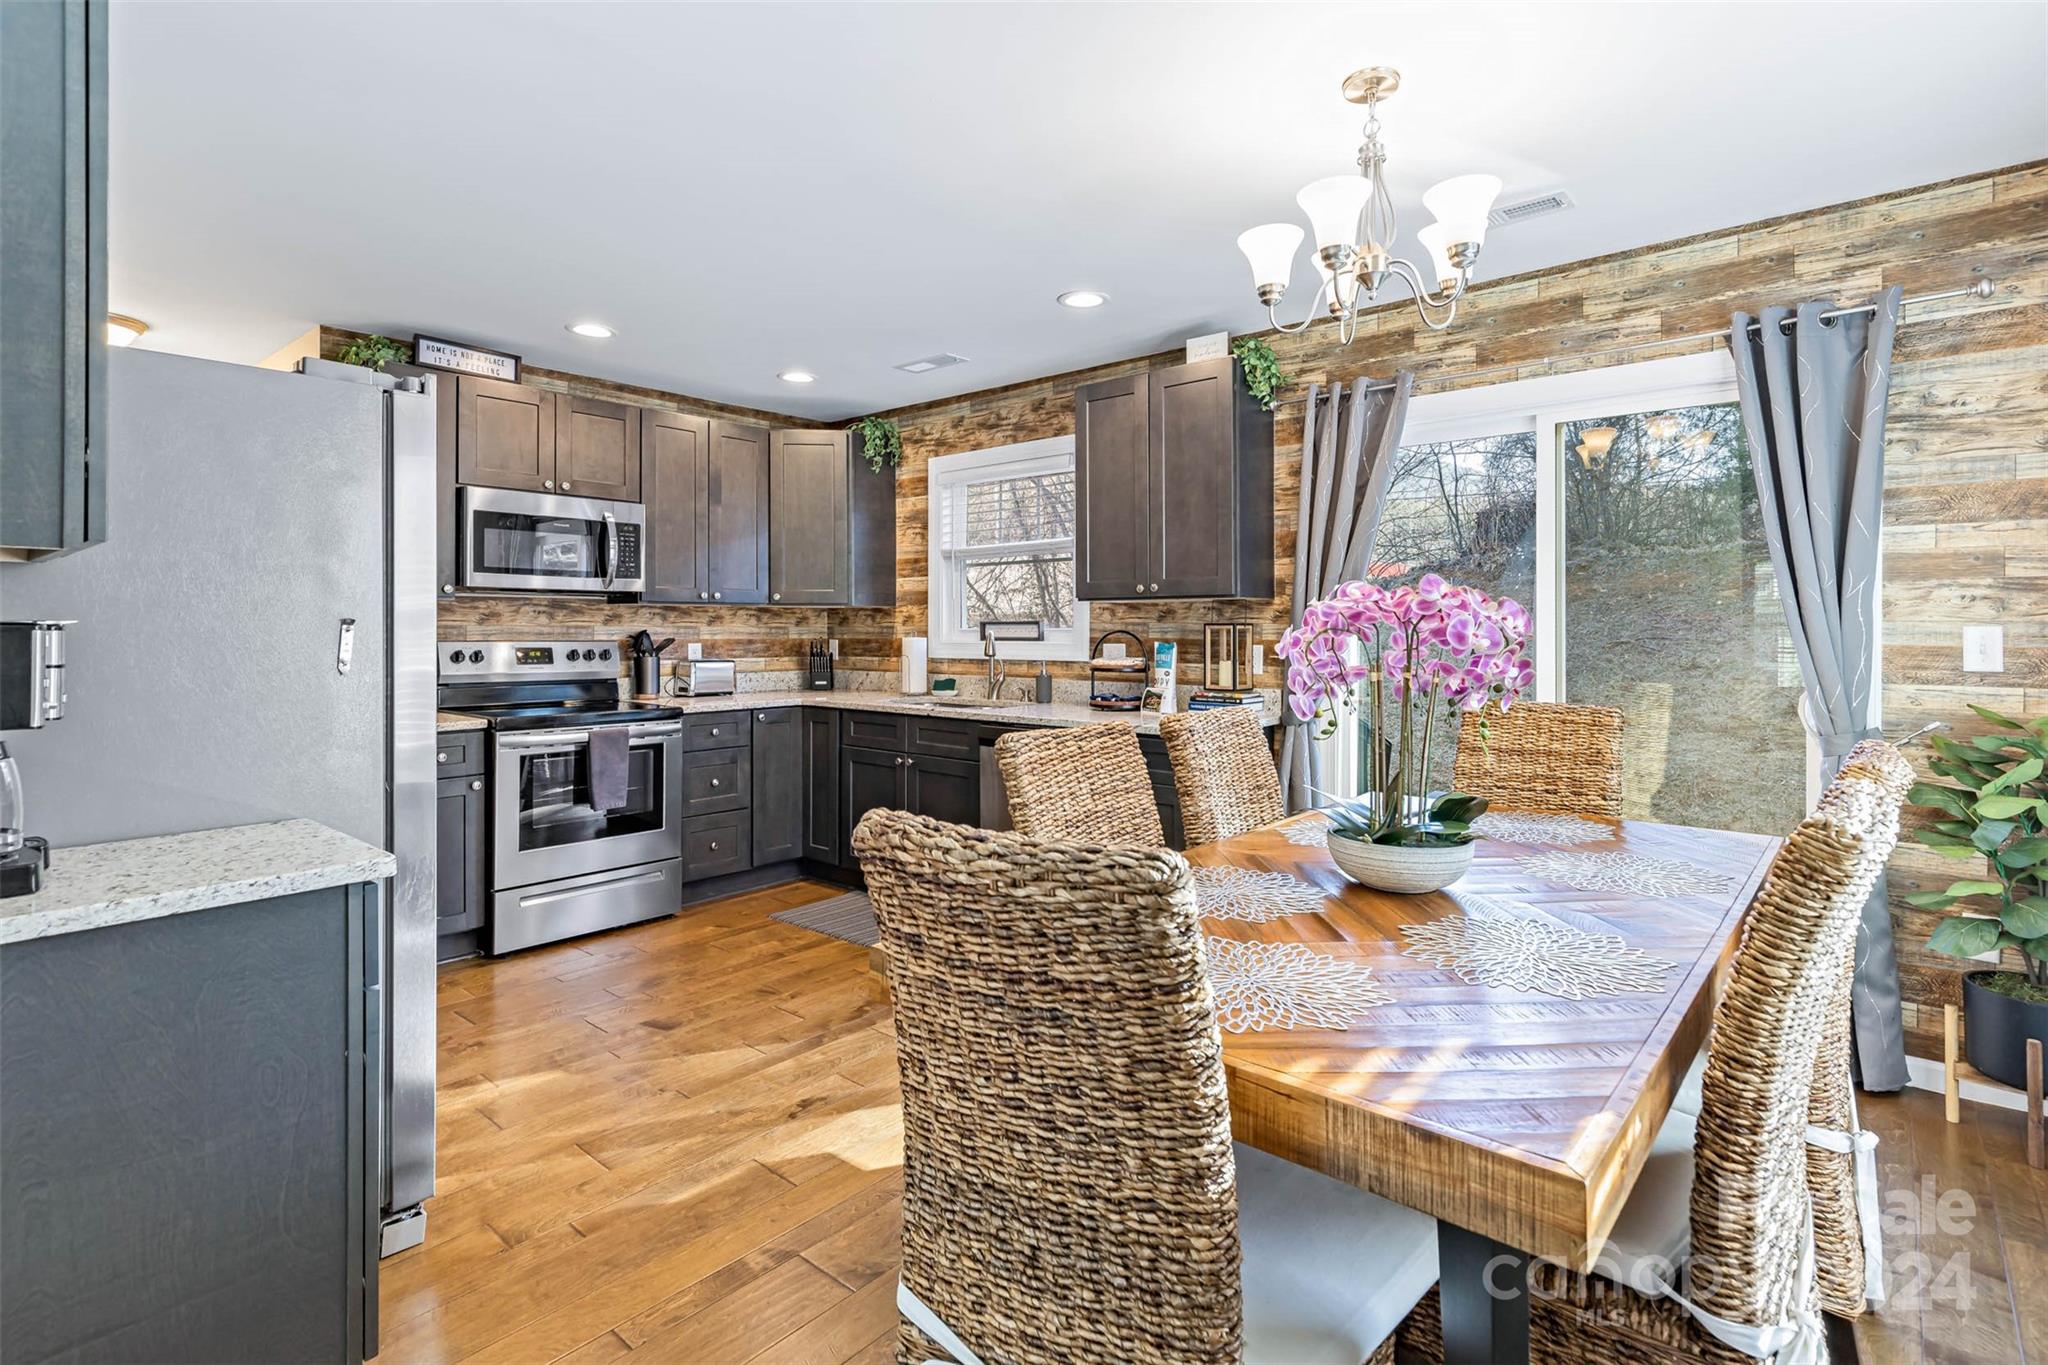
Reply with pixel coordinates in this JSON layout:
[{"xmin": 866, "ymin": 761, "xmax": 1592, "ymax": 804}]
[{"xmin": 1193, "ymin": 812, "xmax": 1781, "ymax": 1270}]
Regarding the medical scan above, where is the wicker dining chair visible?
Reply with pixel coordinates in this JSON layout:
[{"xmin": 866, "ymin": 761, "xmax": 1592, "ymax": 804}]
[
  {"xmin": 1158, "ymin": 708, "xmax": 1285, "ymax": 847},
  {"xmin": 994, "ymin": 721, "xmax": 1165, "ymax": 846},
  {"xmin": 1401, "ymin": 760, "xmax": 1906, "ymax": 1364},
  {"xmin": 1452, "ymin": 701, "xmax": 1626, "ymax": 818},
  {"xmin": 853, "ymin": 808, "xmax": 1440, "ymax": 1365}
]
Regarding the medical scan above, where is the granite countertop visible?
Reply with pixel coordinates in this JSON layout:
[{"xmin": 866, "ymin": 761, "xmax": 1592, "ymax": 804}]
[
  {"xmin": 0, "ymin": 819, "xmax": 397, "ymax": 945},
  {"xmin": 437, "ymin": 688, "xmax": 1277, "ymax": 734}
]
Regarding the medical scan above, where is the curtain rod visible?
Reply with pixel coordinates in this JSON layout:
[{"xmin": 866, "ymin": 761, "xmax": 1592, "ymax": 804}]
[{"xmin": 1278, "ymin": 276, "xmax": 1997, "ymax": 405}]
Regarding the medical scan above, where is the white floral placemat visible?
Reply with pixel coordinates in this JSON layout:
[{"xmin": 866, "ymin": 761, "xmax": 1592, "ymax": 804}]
[
  {"xmin": 1516, "ymin": 850, "xmax": 1733, "ymax": 897},
  {"xmin": 1401, "ymin": 912, "xmax": 1674, "ymax": 1000},
  {"xmin": 1204, "ymin": 939, "xmax": 1391, "ymax": 1033},
  {"xmin": 1281, "ymin": 814, "xmax": 1331, "ymax": 848},
  {"xmin": 1191, "ymin": 865, "xmax": 1329, "ymax": 923},
  {"xmin": 1470, "ymin": 811, "xmax": 1612, "ymax": 847}
]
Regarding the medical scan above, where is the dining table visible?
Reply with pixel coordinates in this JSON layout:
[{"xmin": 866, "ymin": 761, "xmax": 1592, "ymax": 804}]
[{"xmin": 1188, "ymin": 809, "xmax": 1783, "ymax": 1365}]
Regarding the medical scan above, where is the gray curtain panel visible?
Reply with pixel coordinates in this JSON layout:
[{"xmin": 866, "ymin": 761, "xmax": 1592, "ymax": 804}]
[
  {"xmin": 1280, "ymin": 372, "xmax": 1414, "ymax": 811},
  {"xmin": 1727, "ymin": 285, "xmax": 1907, "ymax": 1091}
]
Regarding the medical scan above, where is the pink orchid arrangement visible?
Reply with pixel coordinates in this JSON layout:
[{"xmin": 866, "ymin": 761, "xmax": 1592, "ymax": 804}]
[{"xmin": 1277, "ymin": 573, "xmax": 1534, "ymax": 845}]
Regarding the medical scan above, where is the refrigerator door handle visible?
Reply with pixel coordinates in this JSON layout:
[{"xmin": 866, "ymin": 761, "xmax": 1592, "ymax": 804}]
[{"xmin": 336, "ymin": 617, "xmax": 356, "ymax": 676}]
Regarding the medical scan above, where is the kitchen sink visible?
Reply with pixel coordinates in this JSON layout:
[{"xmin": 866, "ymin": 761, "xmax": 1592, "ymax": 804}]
[{"xmin": 917, "ymin": 696, "xmax": 1017, "ymax": 709}]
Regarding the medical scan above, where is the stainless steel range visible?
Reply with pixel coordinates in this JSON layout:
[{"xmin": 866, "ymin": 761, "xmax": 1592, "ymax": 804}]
[{"xmin": 439, "ymin": 641, "xmax": 683, "ymax": 954}]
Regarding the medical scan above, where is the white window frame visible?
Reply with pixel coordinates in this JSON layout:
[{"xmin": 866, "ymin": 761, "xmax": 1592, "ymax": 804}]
[
  {"xmin": 1334, "ymin": 351, "xmax": 1869, "ymax": 809},
  {"xmin": 926, "ymin": 435, "xmax": 1091, "ymax": 664}
]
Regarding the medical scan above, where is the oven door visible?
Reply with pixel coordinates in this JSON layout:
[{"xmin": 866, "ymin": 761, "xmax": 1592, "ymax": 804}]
[
  {"xmin": 461, "ymin": 486, "xmax": 645, "ymax": 593},
  {"xmin": 492, "ymin": 720, "xmax": 683, "ymax": 888}
]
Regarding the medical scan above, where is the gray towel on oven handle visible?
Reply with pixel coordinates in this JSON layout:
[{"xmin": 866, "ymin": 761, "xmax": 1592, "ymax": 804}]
[{"xmin": 587, "ymin": 726, "xmax": 631, "ymax": 813}]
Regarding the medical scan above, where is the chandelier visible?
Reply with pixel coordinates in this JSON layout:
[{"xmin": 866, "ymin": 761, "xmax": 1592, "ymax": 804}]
[{"xmin": 1236, "ymin": 67, "xmax": 1501, "ymax": 341}]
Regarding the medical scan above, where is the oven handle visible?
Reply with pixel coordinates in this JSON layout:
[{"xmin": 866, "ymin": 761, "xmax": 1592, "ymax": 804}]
[
  {"xmin": 603, "ymin": 511, "xmax": 618, "ymax": 590},
  {"xmin": 496, "ymin": 720, "xmax": 682, "ymax": 750},
  {"xmin": 512, "ymin": 866, "xmax": 670, "ymax": 910}
]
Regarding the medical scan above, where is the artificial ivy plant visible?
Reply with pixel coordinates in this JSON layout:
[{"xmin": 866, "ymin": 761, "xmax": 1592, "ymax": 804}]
[
  {"xmin": 338, "ymin": 334, "xmax": 410, "ymax": 371},
  {"xmin": 1231, "ymin": 336, "xmax": 1290, "ymax": 412},
  {"xmin": 848, "ymin": 415, "xmax": 903, "ymax": 473}
]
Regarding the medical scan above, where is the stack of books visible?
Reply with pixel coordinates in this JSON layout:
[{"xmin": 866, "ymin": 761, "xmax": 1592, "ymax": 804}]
[{"xmin": 1188, "ymin": 689, "xmax": 1262, "ymax": 711}]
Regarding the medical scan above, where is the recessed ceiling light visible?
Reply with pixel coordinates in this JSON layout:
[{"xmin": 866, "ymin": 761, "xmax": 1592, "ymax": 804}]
[
  {"xmin": 778, "ymin": 370, "xmax": 816, "ymax": 384},
  {"xmin": 107, "ymin": 313, "xmax": 148, "ymax": 347},
  {"xmin": 566, "ymin": 321, "xmax": 616, "ymax": 338},
  {"xmin": 1057, "ymin": 290, "xmax": 1109, "ymax": 309}
]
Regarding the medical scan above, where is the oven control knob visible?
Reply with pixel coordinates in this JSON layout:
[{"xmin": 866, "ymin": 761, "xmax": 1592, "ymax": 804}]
[
  {"xmin": 448, "ymin": 650, "xmax": 463, "ymax": 664},
  {"xmin": 598, "ymin": 648, "xmax": 612, "ymax": 661},
  {"xmin": 565, "ymin": 649, "xmax": 581, "ymax": 661},
  {"xmin": 468, "ymin": 650, "xmax": 484, "ymax": 664}
]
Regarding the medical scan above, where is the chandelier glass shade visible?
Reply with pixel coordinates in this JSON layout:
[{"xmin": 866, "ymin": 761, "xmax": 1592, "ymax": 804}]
[{"xmin": 1236, "ymin": 67, "xmax": 1501, "ymax": 341}]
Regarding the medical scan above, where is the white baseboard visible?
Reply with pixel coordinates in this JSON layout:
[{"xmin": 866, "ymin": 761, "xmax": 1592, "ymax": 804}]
[{"xmin": 1902, "ymin": 1054, "xmax": 2026, "ymax": 1113}]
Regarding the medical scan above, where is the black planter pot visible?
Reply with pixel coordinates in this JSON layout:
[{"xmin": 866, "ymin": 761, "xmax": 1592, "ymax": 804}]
[{"xmin": 1962, "ymin": 969, "xmax": 2048, "ymax": 1089}]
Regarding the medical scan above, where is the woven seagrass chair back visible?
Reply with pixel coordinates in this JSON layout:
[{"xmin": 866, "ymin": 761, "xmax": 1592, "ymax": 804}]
[
  {"xmin": 1452, "ymin": 701, "xmax": 1625, "ymax": 818},
  {"xmin": 851, "ymin": 808, "xmax": 1240, "ymax": 1365},
  {"xmin": 995, "ymin": 722, "xmax": 1166, "ymax": 847},
  {"xmin": 1159, "ymin": 707, "xmax": 1285, "ymax": 846},
  {"xmin": 1805, "ymin": 738, "xmax": 1914, "ymax": 1317},
  {"xmin": 1686, "ymin": 756, "xmax": 1906, "ymax": 1340}
]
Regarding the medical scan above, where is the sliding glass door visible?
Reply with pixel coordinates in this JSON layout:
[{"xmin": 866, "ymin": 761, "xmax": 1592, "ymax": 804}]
[{"xmin": 1333, "ymin": 353, "xmax": 1815, "ymax": 836}]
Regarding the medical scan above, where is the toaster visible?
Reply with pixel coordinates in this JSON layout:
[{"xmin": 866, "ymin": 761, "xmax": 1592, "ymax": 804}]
[{"xmin": 674, "ymin": 658, "xmax": 737, "ymax": 696}]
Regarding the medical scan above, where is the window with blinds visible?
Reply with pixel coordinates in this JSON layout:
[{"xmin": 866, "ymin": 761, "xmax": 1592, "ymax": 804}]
[{"xmin": 927, "ymin": 436, "xmax": 1090, "ymax": 663}]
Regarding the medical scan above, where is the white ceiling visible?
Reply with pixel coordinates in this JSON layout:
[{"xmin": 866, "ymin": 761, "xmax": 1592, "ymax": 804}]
[{"xmin": 110, "ymin": 2, "xmax": 2047, "ymax": 420}]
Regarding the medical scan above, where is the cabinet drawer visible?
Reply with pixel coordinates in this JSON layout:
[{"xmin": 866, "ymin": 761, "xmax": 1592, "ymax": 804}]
[
  {"xmin": 907, "ymin": 717, "xmax": 978, "ymax": 761},
  {"xmin": 682, "ymin": 811, "xmax": 752, "ymax": 882},
  {"xmin": 436, "ymin": 734, "xmax": 486, "ymax": 777},
  {"xmin": 842, "ymin": 711, "xmax": 907, "ymax": 751},
  {"xmin": 683, "ymin": 748, "xmax": 750, "ymax": 815},
  {"xmin": 683, "ymin": 711, "xmax": 748, "ymax": 750}
]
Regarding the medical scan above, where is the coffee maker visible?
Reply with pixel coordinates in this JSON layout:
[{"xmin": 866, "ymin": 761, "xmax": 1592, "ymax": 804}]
[{"xmin": 0, "ymin": 619, "xmax": 72, "ymax": 897}]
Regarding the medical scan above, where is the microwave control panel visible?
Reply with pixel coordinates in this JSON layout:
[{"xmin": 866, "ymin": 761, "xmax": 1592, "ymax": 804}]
[{"xmin": 613, "ymin": 524, "xmax": 641, "ymax": 578}]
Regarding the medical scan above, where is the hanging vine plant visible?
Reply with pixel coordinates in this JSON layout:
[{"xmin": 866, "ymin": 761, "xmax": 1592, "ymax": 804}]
[
  {"xmin": 1231, "ymin": 337, "xmax": 1290, "ymax": 412},
  {"xmin": 848, "ymin": 415, "xmax": 904, "ymax": 473}
]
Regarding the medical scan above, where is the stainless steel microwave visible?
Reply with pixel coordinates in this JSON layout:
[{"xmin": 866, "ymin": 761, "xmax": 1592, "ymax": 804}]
[{"xmin": 459, "ymin": 486, "xmax": 646, "ymax": 594}]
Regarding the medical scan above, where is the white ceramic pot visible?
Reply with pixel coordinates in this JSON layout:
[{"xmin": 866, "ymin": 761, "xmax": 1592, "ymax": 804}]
[{"xmin": 1326, "ymin": 831, "xmax": 1474, "ymax": 894}]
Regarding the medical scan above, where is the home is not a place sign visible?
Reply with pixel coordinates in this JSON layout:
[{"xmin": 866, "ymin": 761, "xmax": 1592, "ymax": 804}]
[{"xmin": 412, "ymin": 334, "xmax": 520, "ymax": 383}]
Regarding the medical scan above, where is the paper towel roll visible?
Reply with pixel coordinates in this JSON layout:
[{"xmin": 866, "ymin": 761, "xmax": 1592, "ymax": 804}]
[{"xmin": 901, "ymin": 637, "xmax": 929, "ymax": 694}]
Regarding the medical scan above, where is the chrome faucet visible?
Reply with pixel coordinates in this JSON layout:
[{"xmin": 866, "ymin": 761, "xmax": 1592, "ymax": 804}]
[{"xmin": 979, "ymin": 620, "xmax": 1045, "ymax": 701}]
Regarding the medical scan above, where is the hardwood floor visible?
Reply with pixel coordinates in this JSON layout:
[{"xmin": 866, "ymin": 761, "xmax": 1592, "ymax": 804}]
[{"xmin": 386, "ymin": 879, "xmax": 2047, "ymax": 1364}]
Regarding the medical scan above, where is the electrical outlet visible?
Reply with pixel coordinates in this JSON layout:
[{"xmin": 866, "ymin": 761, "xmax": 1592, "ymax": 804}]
[
  {"xmin": 1962, "ymin": 625, "xmax": 2004, "ymax": 673},
  {"xmin": 828, "ymin": 639, "xmax": 839, "ymax": 658},
  {"xmin": 1250, "ymin": 644, "xmax": 1265, "ymax": 678},
  {"xmin": 686, "ymin": 642, "xmax": 703, "ymax": 660}
]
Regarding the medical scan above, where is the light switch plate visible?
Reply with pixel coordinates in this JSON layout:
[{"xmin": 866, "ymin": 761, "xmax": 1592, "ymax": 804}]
[
  {"xmin": 1962, "ymin": 625, "xmax": 2004, "ymax": 673},
  {"xmin": 686, "ymin": 642, "xmax": 703, "ymax": 660},
  {"xmin": 1250, "ymin": 644, "xmax": 1264, "ymax": 678}
]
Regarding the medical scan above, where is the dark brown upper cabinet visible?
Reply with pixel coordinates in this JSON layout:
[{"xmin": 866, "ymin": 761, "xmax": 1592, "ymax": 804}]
[
  {"xmin": 1074, "ymin": 356, "xmax": 1273, "ymax": 600},
  {"xmin": 644, "ymin": 415, "xmax": 769, "ymax": 605},
  {"xmin": 555, "ymin": 392, "xmax": 641, "ymax": 502},
  {"xmin": 455, "ymin": 376, "xmax": 555, "ymax": 494},
  {"xmin": 765, "ymin": 430, "xmax": 896, "ymax": 608}
]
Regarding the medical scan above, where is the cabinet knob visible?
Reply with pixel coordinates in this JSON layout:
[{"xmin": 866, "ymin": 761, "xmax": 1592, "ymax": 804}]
[
  {"xmin": 1151, "ymin": 583, "xmax": 1160, "ymax": 592},
  {"xmin": 709, "ymin": 841, "xmax": 719, "ymax": 851},
  {"xmin": 699, "ymin": 592, "xmax": 709, "ymax": 601},
  {"xmin": 437, "ymin": 752, "xmax": 448, "ymax": 764},
  {"xmin": 442, "ymin": 583, "xmax": 455, "ymax": 595},
  {"xmin": 561, "ymin": 481, "xmax": 571, "ymax": 490},
  {"xmin": 710, "ymin": 777, "xmax": 721, "ymax": 787},
  {"xmin": 712, "ymin": 592, "xmax": 722, "ymax": 601},
  {"xmin": 771, "ymin": 593, "xmax": 781, "ymax": 602},
  {"xmin": 1135, "ymin": 584, "xmax": 1146, "ymax": 594},
  {"xmin": 709, "ymin": 727, "xmax": 720, "ymax": 736},
  {"xmin": 469, "ymin": 779, "xmax": 482, "ymax": 791},
  {"xmin": 543, "ymin": 480, "xmax": 554, "ymax": 490}
]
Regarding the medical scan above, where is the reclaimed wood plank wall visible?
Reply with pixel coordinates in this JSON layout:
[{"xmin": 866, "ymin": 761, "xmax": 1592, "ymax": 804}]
[{"xmin": 873, "ymin": 162, "xmax": 2047, "ymax": 1060}]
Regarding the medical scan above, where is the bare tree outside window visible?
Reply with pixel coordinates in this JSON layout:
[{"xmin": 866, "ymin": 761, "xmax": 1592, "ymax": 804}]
[{"xmin": 956, "ymin": 471, "xmax": 1076, "ymax": 632}]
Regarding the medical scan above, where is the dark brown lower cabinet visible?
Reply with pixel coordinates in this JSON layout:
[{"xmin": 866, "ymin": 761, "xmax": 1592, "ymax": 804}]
[
  {"xmin": 801, "ymin": 708, "xmax": 842, "ymax": 865},
  {"xmin": 905, "ymin": 753, "xmax": 979, "ymax": 826},
  {"xmin": 436, "ymin": 772, "xmax": 486, "ymax": 941},
  {"xmin": 840, "ymin": 744, "xmax": 907, "ymax": 869},
  {"xmin": 752, "ymin": 708, "xmax": 804, "ymax": 864}
]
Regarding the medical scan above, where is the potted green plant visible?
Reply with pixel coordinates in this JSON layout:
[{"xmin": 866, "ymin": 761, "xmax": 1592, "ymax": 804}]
[
  {"xmin": 337, "ymin": 334, "xmax": 410, "ymax": 371},
  {"xmin": 1277, "ymin": 575, "xmax": 1533, "ymax": 892},
  {"xmin": 1904, "ymin": 704, "xmax": 2048, "ymax": 1089}
]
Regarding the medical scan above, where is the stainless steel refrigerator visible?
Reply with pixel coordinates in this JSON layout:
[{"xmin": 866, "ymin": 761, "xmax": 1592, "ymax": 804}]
[{"xmin": 0, "ymin": 348, "xmax": 440, "ymax": 1276}]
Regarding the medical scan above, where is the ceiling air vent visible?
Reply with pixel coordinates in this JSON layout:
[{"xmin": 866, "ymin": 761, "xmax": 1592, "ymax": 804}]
[
  {"xmin": 895, "ymin": 353, "xmax": 971, "ymax": 374},
  {"xmin": 1488, "ymin": 190, "xmax": 1574, "ymax": 228}
]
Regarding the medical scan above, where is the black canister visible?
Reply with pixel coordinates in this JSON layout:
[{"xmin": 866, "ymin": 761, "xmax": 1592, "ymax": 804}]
[{"xmin": 632, "ymin": 652, "xmax": 664, "ymax": 698}]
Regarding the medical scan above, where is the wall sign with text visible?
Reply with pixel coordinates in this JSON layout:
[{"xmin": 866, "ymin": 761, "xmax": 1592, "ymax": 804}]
[{"xmin": 411, "ymin": 335, "xmax": 521, "ymax": 383}]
